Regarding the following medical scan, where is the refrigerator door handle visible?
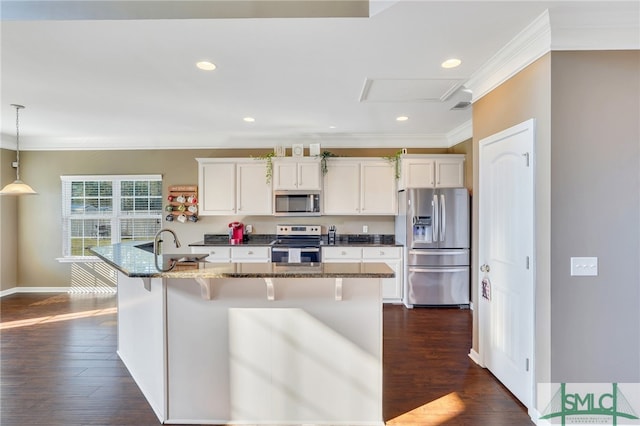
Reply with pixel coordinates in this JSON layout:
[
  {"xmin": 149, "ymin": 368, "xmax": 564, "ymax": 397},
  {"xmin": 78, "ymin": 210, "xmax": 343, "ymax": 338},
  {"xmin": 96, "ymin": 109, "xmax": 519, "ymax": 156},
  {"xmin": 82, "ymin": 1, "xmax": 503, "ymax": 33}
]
[
  {"xmin": 409, "ymin": 249, "xmax": 468, "ymax": 256},
  {"xmin": 440, "ymin": 194, "xmax": 446, "ymax": 242},
  {"xmin": 409, "ymin": 267, "xmax": 468, "ymax": 273},
  {"xmin": 432, "ymin": 194, "xmax": 439, "ymax": 242}
]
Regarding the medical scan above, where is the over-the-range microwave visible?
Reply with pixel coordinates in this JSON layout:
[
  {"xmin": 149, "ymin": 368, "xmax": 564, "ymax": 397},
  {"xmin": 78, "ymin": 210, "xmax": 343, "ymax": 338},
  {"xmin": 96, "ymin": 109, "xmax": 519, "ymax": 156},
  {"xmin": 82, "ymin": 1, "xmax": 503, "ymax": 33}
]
[{"xmin": 273, "ymin": 191, "xmax": 321, "ymax": 216}]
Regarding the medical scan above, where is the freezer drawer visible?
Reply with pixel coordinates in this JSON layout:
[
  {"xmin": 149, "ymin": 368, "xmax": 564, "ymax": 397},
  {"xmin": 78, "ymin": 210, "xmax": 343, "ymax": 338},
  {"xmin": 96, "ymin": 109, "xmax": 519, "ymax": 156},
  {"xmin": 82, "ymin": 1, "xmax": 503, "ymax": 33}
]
[
  {"xmin": 408, "ymin": 249, "xmax": 469, "ymax": 267},
  {"xmin": 406, "ymin": 266, "xmax": 469, "ymax": 306}
]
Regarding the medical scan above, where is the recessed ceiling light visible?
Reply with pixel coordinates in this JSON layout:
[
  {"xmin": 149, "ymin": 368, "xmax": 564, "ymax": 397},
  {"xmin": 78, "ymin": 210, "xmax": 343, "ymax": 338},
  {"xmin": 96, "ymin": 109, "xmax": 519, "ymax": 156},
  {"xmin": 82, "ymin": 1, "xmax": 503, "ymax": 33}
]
[
  {"xmin": 441, "ymin": 58, "xmax": 462, "ymax": 69},
  {"xmin": 196, "ymin": 61, "xmax": 217, "ymax": 71},
  {"xmin": 243, "ymin": 117, "xmax": 255, "ymax": 123},
  {"xmin": 329, "ymin": 125, "xmax": 336, "ymax": 129},
  {"xmin": 396, "ymin": 116, "xmax": 409, "ymax": 122}
]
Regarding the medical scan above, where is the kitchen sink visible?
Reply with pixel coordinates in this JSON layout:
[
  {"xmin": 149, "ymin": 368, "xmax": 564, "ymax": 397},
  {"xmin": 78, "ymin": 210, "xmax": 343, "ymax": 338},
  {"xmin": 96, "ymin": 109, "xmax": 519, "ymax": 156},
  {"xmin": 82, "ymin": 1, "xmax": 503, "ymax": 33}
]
[
  {"xmin": 133, "ymin": 242, "xmax": 208, "ymax": 263},
  {"xmin": 134, "ymin": 242, "xmax": 154, "ymax": 253},
  {"xmin": 168, "ymin": 254, "xmax": 209, "ymax": 263}
]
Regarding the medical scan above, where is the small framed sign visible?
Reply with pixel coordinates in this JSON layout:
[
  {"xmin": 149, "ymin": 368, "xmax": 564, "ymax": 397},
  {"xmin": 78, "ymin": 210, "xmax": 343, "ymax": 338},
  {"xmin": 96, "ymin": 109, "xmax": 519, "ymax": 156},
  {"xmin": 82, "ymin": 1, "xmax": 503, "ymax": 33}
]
[
  {"xmin": 292, "ymin": 144, "xmax": 304, "ymax": 157},
  {"xmin": 309, "ymin": 143, "xmax": 321, "ymax": 156}
]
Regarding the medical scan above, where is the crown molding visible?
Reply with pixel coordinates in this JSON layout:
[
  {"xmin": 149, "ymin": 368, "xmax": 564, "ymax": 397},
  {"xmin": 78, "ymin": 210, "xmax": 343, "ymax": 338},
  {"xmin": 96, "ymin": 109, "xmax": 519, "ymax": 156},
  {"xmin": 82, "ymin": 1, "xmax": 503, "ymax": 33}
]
[
  {"xmin": 464, "ymin": 10, "xmax": 552, "ymax": 103},
  {"xmin": 465, "ymin": 5, "xmax": 640, "ymax": 103},
  {"xmin": 446, "ymin": 120, "xmax": 472, "ymax": 147},
  {"xmin": 3, "ymin": 132, "xmax": 455, "ymax": 151}
]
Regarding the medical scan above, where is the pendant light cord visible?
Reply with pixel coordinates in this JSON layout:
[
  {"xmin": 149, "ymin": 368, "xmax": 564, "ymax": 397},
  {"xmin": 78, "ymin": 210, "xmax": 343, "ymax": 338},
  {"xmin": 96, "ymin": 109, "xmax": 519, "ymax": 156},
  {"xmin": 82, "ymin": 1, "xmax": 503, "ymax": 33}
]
[{"xmin": 11, "ymin": 104, "xmax": 24, "ymax": 181}]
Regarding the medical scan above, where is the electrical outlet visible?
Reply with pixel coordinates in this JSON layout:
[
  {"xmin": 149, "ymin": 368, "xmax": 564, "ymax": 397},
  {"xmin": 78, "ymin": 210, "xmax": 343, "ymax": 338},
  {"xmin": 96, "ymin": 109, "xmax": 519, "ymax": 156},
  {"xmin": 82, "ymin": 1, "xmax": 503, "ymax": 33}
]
[
  {"xmin": 246, "ymin": 224, "xmax": 253, "ymax": 233},
  {"xmin": 570, "ymin": 257, "xmax": 598, "ymax": 276},
  {"xmin": 362, "ymin": 225, "xmax": 368, "ymax": 233}
]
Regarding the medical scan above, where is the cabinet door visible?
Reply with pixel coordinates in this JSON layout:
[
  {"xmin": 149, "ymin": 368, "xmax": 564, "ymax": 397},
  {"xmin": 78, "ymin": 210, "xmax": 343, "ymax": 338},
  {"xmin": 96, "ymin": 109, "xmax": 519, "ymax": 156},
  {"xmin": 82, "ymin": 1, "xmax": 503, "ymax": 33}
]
[
  {"xmin": 231, "ymin": 246, "xmax": 271, "ymax": 263},
  {"xmin": 435, "ymin": 158, "xmax": 465, "ymax": 188},
  {"xmin": 237, "ymin": 162, "xmax": 272, "ymax": 215},
  {"xmin": 322, "ymin": 247, "xmax": 362, "ymax": 262},
  {"xmin": 362, "ymin": 247, "xmax": 402, "ymax": 302},
  {"xmin": 191, "ymin": 246, "xmax": 231, "ymax": 263},
  {"xmin": 361, "ymin": 161, "xmax": 397, "ymax": 215},
  {"xmin": 323, "ymin": 161, "xmax": 360, "ymax": 215},
  {"xmin": 402, "ymin": 159, "xmax": 435, "ymax": 188},
  {"xmin": 296, "ymin": 161, "xmax": 321, "ymax": 190},
  {"xmin": 272, "ymin": 161, "xmax": 298, "ymax": 190},
  {"xmin": 199, "ymin": 162, "xmax": 236, "ymax": 215}
]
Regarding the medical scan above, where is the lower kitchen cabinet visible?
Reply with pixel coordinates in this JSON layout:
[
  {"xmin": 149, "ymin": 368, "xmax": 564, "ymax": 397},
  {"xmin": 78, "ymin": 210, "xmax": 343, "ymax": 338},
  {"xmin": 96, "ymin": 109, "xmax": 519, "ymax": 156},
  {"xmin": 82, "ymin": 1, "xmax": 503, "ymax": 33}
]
[
  {"xmin": 322, "ymin": 246, "xmax": 403, "ymax": 303},
  {"xmin": 191, "ymin": 246, "xmax": 271, "ymax": 263}
]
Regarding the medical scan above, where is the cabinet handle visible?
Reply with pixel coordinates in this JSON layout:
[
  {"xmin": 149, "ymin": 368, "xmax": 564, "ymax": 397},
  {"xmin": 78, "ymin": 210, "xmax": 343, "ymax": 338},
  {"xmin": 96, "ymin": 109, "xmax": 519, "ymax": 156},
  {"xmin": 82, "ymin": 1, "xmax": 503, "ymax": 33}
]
[
  {"xmin": 380, "ymin": 250, "xmax": 385, "ymax": 256},
  {"xmin": 248, "ymin": 251, "xmax": 254, "ymax": 255},
  {"xmin": 341, "ymin": 251, "xmax": 347, "ymax": 256}
]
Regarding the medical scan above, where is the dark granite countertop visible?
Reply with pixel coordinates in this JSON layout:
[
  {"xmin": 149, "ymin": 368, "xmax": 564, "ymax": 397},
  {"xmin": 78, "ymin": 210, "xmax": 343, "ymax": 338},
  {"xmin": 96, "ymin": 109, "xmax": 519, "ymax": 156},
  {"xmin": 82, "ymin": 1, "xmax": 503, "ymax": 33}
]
[
  {"xmin": 90, "ymin": 242, "xmax": 394, "ymax": 279},
  {"xmin": 189, "ymin": 234, "xmax": 401, "ymax": 247}
]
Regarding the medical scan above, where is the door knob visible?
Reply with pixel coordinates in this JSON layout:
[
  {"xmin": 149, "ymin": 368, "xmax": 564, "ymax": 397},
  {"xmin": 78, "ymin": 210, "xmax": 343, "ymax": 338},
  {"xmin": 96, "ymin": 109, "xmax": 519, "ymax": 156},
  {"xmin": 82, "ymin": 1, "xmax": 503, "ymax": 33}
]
[{"xmin": 480, "ymin": 264, "xmax": 490, "ymax": 273}]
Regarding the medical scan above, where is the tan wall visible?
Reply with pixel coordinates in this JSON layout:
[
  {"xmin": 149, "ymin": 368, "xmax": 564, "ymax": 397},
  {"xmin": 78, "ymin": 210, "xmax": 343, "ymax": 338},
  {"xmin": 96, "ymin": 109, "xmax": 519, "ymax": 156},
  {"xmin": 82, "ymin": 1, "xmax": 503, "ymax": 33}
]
[
  {"xmin": 0, "ymin": 149, "xmax": 19, "ymax": 291},
  {"xmin": 549, "ymin": 50, "xmax": 640, "ymax": 382},
  {"xmin": 472, "ymin": 53, "xmax": 552, "ymax": 386},
  {"xmin": 9, "ymin": 147, "xmax": 456, "ymax": 289},
  {"xmin": 448, "ymin": 138, "xmax": 473, "ymax": 192}
]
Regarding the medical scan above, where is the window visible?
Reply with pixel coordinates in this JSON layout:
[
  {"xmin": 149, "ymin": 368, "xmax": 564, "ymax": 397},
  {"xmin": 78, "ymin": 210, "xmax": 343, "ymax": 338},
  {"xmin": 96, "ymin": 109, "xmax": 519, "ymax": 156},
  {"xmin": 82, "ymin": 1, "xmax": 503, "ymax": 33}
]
[{"xmin": 61, "ymin": 175, "xmax": 163, "ymax": 258}]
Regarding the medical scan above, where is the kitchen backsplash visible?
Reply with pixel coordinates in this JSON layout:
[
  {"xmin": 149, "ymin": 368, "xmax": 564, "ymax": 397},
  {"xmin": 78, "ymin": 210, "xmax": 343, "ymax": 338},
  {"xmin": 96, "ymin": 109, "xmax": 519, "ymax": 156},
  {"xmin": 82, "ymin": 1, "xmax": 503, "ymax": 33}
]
[{"xmin": 173, "ymin": 215, "xmax": 396, "ymax": 246}]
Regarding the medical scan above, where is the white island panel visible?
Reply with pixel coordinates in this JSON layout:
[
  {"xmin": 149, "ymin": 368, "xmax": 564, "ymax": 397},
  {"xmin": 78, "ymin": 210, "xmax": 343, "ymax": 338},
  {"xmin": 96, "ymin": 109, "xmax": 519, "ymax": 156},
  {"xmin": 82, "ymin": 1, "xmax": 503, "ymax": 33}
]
[
  {"xmin": 165, "ymin": 277, "xmax": 383, "ymax": 425},
  {"xmin": 116, "ymin": 274, "xmax": 166, "ymax": 422}
]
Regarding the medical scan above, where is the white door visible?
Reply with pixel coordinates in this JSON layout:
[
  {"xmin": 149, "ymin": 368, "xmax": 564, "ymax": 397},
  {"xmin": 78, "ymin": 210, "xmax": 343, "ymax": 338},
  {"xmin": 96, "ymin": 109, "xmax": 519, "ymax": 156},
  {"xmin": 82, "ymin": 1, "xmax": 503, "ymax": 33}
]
[{"xmin": 478, "ymin": 119, "xmax": 534, "ymax": 409}]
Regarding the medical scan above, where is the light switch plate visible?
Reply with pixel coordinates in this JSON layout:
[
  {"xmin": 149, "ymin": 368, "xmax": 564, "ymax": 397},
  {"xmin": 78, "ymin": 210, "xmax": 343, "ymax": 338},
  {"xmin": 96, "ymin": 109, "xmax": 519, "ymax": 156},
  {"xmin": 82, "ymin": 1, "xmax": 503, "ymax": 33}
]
[{"xmin": 570, "ymin": 257, "xmax": 598, "ymax": 276}]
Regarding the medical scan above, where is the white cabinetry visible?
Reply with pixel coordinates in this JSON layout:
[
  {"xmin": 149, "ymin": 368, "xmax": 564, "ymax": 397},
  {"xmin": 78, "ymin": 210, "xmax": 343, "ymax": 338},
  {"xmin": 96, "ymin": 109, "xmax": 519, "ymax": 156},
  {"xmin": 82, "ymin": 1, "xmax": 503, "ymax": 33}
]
[
  {"xmin": 323, "ymin": 158, "xmax": 397, "ymax": 215},
  {"xmin": 272, "ymin": 158, "xmax": 321, "ymax": 190},
  {"xmin": 191, "ymin": 245, "xmax": 271, "ymax": 263},
  {"xmin": 198, "ymin": 160, "xmax": 236, "ymax": 215},
  {"xmin": 236, "ymin": 162, "xmax": 272, "ymax": 215},
  {"xmin": 230, "ymin": 246, "xmax": 271, "ymax": 263},
  {"xmin": 197, "ymin": 158, "xmax": 272, "ymax": 216},
  {"xmin": 400, "ymin": 154, "xmax": 465, "ymax": 189},
  {"xmin": 322, "ymin": 246, "xmax": 403, "ymax": 302},
  {"xmin": 362, "ymin": 247, "xmax": 403, "ymax": 303}
]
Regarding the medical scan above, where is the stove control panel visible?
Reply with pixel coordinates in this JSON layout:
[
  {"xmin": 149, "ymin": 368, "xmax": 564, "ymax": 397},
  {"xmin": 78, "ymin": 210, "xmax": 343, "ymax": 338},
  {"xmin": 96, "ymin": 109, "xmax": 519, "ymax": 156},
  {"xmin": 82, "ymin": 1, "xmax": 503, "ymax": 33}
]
[{"xmin": 276, "ymin": 225, "xmax": 322, "ymax": 236}]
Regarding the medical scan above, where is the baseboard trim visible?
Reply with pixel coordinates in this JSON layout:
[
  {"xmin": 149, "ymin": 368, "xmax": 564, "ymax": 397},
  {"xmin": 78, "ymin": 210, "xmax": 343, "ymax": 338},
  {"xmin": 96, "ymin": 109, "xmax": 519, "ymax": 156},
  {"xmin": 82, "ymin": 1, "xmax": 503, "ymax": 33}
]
[
  {"xmin": 0, "ymin": 287, "xmax": 72, "ymax": 297},
  {"xmin": 468, "ymin": 348, "xmax": 482, "ymax": 366}
]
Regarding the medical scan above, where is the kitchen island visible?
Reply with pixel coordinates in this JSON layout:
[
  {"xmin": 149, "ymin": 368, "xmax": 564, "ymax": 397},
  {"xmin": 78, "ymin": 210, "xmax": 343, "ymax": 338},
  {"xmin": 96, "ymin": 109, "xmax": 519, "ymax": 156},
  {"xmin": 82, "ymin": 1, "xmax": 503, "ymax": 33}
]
[{"xmin": 91, "ymin": 242, "xmax": 393, "ymax": 426}]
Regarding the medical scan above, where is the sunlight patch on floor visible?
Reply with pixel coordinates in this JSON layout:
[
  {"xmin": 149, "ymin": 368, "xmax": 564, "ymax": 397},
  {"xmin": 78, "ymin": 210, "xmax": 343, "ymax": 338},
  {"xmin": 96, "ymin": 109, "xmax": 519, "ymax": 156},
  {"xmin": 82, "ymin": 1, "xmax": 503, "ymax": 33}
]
[
  {"xmin": 0, "ymin": 307, "xmax": 117, "ymax": 330},
  {"xmin": 386, "ymin": 391, "xmax": 465, "ymax": 426}
]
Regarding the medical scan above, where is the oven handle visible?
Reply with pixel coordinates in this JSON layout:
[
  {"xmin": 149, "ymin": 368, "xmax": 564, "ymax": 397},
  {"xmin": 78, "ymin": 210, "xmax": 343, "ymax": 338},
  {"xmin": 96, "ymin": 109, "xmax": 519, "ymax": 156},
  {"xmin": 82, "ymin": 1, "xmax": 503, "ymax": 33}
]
[{"xmin": 272, "ymin": 247, "xmax": 320, "ymax": 252}]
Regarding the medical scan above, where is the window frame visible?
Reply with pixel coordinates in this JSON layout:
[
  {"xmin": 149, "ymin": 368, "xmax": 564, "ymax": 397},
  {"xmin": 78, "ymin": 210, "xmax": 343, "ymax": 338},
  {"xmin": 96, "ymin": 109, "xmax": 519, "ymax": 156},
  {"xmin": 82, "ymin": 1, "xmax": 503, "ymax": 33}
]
[{"xmin": 60, "ymin": 174, "xmax": 163, "ymax": 260}]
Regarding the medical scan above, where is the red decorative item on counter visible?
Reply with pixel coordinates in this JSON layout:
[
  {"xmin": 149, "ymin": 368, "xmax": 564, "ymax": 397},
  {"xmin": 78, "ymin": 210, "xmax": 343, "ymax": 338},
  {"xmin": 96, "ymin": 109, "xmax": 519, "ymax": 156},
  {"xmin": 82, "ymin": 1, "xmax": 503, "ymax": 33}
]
[{"xmin": 228, "ymin": 222, "xmax": 244, "ymax": 244}]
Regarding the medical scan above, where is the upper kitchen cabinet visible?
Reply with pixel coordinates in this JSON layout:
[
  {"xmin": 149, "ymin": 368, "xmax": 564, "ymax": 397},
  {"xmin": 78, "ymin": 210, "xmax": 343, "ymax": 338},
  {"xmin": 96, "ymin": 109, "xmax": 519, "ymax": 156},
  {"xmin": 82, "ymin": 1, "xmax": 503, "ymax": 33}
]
[
  {"xmin": 399, "ymin": 154, "xmax": 465, "ymax": 189},
  {"xmin": 272, "ymin": 158, "xmax": 321, "ymax": 191},
  {"xmin": 323, "ymin": 158, "xmax": 397, "ymax": 215},
  {"xmin": 197, "ymin": 158, "xmax": 272, "ymax": 216}
]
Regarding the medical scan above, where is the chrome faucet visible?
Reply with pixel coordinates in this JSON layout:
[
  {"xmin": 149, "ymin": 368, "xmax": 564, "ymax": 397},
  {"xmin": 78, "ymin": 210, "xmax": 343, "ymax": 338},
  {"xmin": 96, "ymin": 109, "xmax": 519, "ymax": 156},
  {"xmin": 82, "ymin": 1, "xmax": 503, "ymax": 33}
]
[
  {"xmin": 154, "ymin": 228, "xmax": 181, "ymax": 255},
  {"xmin": 154, "ymin": 228, "xmax": 181, "ymax": 272}
]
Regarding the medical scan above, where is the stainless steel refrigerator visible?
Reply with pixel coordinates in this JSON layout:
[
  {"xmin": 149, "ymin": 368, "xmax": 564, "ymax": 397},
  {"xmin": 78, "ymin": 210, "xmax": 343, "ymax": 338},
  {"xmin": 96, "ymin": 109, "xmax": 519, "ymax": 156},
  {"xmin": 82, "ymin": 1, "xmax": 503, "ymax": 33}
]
[{"xmin": 395, "ymin": 188, "xmax": 470, "ymax": 307}]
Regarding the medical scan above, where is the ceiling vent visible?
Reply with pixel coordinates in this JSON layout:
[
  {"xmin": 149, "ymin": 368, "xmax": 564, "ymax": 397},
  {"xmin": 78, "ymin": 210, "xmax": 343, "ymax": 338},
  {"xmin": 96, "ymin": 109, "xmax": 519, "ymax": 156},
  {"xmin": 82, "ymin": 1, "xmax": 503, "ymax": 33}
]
[{"xmin": 450, "ymin": 101, "xmax": 471, "ymax": 110}]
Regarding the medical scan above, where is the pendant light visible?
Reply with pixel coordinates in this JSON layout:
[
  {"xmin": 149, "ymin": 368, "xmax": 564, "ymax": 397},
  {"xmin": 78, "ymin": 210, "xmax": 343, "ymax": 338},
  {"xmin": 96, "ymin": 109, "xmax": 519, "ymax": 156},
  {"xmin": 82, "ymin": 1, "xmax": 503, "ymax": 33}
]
[{"xmin": 1, "ymin": 104, "xmax": 37, "ymax": 195}]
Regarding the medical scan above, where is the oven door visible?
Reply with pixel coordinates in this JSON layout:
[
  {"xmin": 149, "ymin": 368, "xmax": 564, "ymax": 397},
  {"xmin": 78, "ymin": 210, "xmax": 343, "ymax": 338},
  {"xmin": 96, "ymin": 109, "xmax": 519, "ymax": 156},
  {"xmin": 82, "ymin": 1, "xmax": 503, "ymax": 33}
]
[{"xmin": 271, "ymin": 247, "xmax": 321, "ymax": 263}]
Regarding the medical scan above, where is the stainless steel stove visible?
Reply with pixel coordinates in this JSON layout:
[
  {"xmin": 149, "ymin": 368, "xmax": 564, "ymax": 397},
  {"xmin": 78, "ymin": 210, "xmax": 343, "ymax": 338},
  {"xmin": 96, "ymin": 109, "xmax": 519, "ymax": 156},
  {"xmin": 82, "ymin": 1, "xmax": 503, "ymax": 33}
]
[{"xmin": 271, "ymin": 225, "xmax": 322, "ymax": 263}]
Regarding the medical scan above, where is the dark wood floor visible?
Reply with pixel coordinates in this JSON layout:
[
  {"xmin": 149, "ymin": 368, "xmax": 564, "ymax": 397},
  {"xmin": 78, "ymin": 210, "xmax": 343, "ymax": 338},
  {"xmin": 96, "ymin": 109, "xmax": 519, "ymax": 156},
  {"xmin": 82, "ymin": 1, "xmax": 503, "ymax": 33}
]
[{"xmin": 0, "ymin": 293, "xmax": 532, "ymax": 425}]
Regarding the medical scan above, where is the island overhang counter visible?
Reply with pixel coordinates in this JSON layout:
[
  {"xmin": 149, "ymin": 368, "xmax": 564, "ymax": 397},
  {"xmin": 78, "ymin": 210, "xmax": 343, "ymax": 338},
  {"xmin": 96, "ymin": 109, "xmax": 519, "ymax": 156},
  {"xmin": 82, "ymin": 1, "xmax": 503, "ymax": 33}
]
[{"xmin": 91, "ymin": 242, "xmax": 393, "ymax": 426}]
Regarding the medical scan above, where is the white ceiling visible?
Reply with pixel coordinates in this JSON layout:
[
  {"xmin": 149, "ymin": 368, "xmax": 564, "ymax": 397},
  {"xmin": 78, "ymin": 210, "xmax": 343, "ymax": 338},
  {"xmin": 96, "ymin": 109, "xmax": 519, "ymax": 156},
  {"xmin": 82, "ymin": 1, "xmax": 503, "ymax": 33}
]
[{"xmin": 1, "ymin": 1, "xmax": 638, "ymax": 151}]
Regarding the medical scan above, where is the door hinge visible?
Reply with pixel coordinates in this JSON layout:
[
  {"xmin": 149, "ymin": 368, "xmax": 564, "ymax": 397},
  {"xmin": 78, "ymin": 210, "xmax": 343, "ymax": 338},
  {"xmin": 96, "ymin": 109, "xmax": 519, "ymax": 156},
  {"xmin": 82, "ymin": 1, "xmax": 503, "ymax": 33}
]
[
  {"xmin": 523, "ymin": 152, "xmax": 530, "ymax": 167},
  {"xmin": 526, "ymin": 256, "xmax": 530, "ymax": 269},
  {"xmin": 526, "ymin": 358, "xmax": 530, "ymax": 372}
]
